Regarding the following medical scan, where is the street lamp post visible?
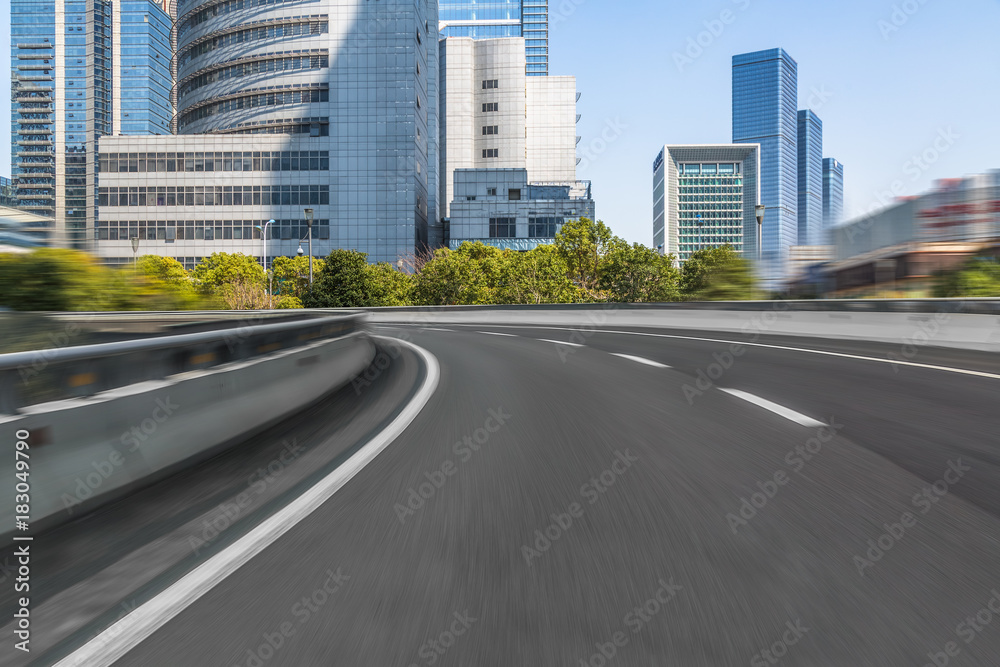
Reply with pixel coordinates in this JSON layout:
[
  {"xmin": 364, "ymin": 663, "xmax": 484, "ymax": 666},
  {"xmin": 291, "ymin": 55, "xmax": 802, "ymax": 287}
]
[
  {"xmin": 254, "ymin": 219, "xmax": 275, "ymax": 309},
  {"xmin": 303, "ymin": 208, "xmax": 313, "ymax": 285},
  {"xmin": 130, "ymin": 237, "xmax": 139, "ymax": 274},
  {"xmin": 754, "ymin": 204, "xmax": 766, "ymax": 301}
]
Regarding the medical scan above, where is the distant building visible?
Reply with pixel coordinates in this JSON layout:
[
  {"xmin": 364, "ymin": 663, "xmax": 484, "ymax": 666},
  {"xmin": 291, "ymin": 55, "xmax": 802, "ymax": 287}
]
[
  {"xmin": 823, "ymin": 158, "xmax": 845, "ymax": 230},
  {"xmin": 438, "ymin": 0, "xmax": 549, "ymax": 76},
  {"xmin": 797, "ymin": 110, "xmax": 823, "ymax": 245},
  {"xmin": 0, "ymin": 178, "xmax": 18, "ymax": 208},
  {"xmin": 827, "ymin": 171, "xmax": 1000, "ymax": 296},
  {"xmin": 652, "ymin": 144, "xmax": 760, "ymax": 264},
  {"xmin": 733, "ymin": 48, "xmax": 798, "ymax": 285},
  {"xmin": 0, "ymin": 205, "xmax": 53, "ymax": 250},
  {"xmin": 448, "ymin": 168, "xmax": 594, "ymax": 251}
]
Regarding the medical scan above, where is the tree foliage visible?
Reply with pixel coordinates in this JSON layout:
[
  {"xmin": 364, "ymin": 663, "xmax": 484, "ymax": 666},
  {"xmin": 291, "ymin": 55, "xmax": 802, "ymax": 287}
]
[
  {"xmin": 679, "ymin": 245, "xmax": 755, "ymax": 301},
  {"xmin": 302, "ymin": 249, "xmax": 413, "ymax": 308},
  {"xmin": 553, "ymin": 217, "xmax": 614, "ymax": 298},
  {"xmin": 933, "ymin": 257, "xmax": 1000, "ymax": 297},
  {"xmin": 601, "ymin": 239, "xmax": 681, "ymax": 303}
]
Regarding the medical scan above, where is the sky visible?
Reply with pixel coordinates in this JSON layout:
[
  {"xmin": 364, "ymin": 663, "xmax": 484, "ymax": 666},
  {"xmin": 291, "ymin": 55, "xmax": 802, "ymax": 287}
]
[{"xmin": 2, "ymin": 0, "xmax": 999, "ymax": 246}]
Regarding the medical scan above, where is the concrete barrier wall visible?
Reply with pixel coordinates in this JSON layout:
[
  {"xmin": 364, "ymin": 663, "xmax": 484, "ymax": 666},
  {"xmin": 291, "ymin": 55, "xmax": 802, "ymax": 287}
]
[
  {"xmin": 365, "ymin": 305, "xmax": 1000, "ymax": 353},
  {"xmin": 0, "ymin": 332, "xmax": 374, "ymax": 535}
]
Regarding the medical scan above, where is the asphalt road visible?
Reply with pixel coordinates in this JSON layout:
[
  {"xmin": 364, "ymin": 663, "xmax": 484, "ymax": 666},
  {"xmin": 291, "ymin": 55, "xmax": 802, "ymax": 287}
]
[{"xmin": 16, "ymin": 323, "xmax": 1000, "ymax": 666}]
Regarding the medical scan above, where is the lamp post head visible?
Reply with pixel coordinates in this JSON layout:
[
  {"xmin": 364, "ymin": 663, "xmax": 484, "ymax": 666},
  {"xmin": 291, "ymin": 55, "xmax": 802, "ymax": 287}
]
[
  {"xmin": 130, "ymin": 237, "xmax": 139, "ymax": 253},
  {"xmin": 297, "ymin": 246, "xmax": 304, "ymax": 257},
  {"xmin": 755, "ymin": 204, "xmax": 766, "ymax": 224},
  {"xmin": 303, "ymin": 208, "xmax": 313, "ymax": 223}
]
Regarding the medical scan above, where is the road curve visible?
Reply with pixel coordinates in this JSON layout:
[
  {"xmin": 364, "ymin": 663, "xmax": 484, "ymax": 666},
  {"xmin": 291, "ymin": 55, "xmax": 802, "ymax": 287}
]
[{"xmin": 17, "ymin": 324, "xmax": 1000, "ymax": 666}]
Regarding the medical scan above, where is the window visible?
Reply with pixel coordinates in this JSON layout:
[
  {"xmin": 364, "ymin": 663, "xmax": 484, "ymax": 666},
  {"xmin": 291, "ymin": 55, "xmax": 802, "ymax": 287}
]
[
  {"xmin": 529, "ymin": 217, "xmax": 561, "ymax": 238},
  {"xmin": 489, "ymin": 217, "xmax": 516, "ymax": 238},
  {"xmin": 482, "ymin": 149, "xmax": 499, "ymax": 159},
  {"xmin": 482, "ymin": 125, "xmax": 498, "ymax": 136},
  {"xmin": 487, "ymin": 188, "xmax": 497, "ymax": 196},
  {"xmin": 482, "ymin": 79, "xmax": 499, "ymax": 90},
  {"xmin": 482, "ymin": 102, "xmax": 498, "ymax": 112},
  {"xmin": 508, "ymin": 189, "xmax": 521, "ymax": 201}
]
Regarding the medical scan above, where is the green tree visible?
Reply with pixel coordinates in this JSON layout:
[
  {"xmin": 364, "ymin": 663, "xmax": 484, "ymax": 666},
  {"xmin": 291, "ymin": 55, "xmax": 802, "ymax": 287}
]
[
  {"xmin": 270, "ymin": 255, "xmax": 327, "ymax": 301},
  {"xmin": 679, "ymin": 245, "xmax": 756, "ymax": 301},
  {"xmin": 367, "ymin": 262, "xmax": 414, "ymax": 306},
  {"xmin": 553, "ymin": 218, "xmax": 614, "ymax": 299},
  {"xmin": 933, "ymin": 257, "xmax": 1000, "ymax": 297},
  {"xmin": 0, "ymin": 248, "xmax": 114, "ymax": 311},
  {"xmin": 501, "ymin": 244, "xmax": 580, "ymax": 304},
  {"xmin": 411, "ymin": 242, "xmax": 510, "ymax": 305},
  {"xmin": 301, "ymin": 249, "xmax": 408, "ymax": 307},
  {"xmin": 191, "ymin": 252, "xmax": 267, "ymax": 309},
  {"xmin": 600, "ymin": 240, "xmax": 681, "ymax": 303}
]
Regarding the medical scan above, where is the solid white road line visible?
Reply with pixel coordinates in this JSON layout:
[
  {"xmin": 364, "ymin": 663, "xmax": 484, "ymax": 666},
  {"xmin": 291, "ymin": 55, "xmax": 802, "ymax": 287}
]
[
  {"xmin": 610, "ymin": 353, "xmax": 671, "ymax": 369},
  {"xmin": 422, "ymin": 327, "xmax": 453, "ymax": 332},
  {"xmin": 538, "ymin": 338, "xmax": 584, "ymax": 347},
  {"xmin": 444, "ymin": 324, "xmax": 1000, "ymax": 381},
  {"xmin": 718, "ymin": 388, "xmax": 825, "ymax": 428},
  {"xmin": 55, "ymin": 337, "xmax": 440, "ymax": 667},
  {"xmin": 478, "ymin": 331, "xmax": 516, "ymax": 337}
]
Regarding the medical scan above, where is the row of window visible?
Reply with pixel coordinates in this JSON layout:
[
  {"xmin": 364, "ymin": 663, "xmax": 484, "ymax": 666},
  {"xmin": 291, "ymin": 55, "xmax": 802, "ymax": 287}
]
[
  {"xmin": 678, "ymin": 211, "xmax": 740, "ymax": 219},
  {"xmin": 488, "ymin": 217, "xmax": 515, "ymax": 238},
  {"xmin": 482, "ymin": 79, "xmax": 499, "ymax": 89},
  {"xmin": 179, "ymin": 54, "xmax": 328, "ymax": 98},
  {"xmin": 180, "ymin": 88, "xmax": 329, "ymax": 126},
  {"xmin": 527, "ymin": 217, "xmax": 563, "ymax": 238},
  {"xmin": 483, "ymin": 102, "xmax": 498, "ymax": 112},
  {"xmin": 180, "ymin": 19, "xmax": 328, "ymax": 67},
  {"xmin": 678, "ymin": 178, "xmax": 743, "ymax": 187},
  {"xmin": 482, "ymin": 125, "xmax": 499, "ymax": 135},
  {"xmin": 98, "ymin": 185, "xmax": 330, "ymax": 207},
  {"xmin": 178, "ymin": 0, "xmax": 306, "ymax": 38},
  {"xmin": 680, "ymin": 163, "xmax": 741, "ymax": 175},
  {"xmin": 680, "ymin": 187, "xmax": 742, "ymax": 194},
  {"xmin": 95, "ymin": 219, "xmax": 332, "ymax": 241},
  {"xmin": 98, "ymin": 151, "xmax": 330, "ymax": 174}
]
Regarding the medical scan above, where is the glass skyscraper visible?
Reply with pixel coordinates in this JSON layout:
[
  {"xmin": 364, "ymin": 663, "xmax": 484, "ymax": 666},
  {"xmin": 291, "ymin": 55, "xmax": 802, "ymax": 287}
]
[
  {"xmin": 439, "ymin": 0, "xmax": 549, "ymax": 75},
  {"xmin": 732, "ymin": 48, "xmax": 798, "ymax": 284},
  {"xmin": 823, "ymin": 158, "xmax": 845, "ymax": 229},
  {"xmin": 10, "ymin": 0, "xmax": 171, "ymax": 247},
  {"xmin": 797, "ymin": 109, "xmax": 823, "ymax": 245}
]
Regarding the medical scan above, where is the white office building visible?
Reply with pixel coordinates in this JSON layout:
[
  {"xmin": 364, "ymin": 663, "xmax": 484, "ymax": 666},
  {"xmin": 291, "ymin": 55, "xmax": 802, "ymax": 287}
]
[{"xmin": 653, "ymin": 144, "xmax": 760, "ymax": 264}]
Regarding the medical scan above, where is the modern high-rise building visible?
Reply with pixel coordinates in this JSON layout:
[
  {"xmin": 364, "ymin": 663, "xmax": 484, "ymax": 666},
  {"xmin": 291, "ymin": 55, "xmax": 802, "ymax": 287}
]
[
  {"xmin": 732, "ymin": 48, "xmax": 798, "ymax": 285},
  {"xmin": 652, "ymin": 144, "xmax": 760, "ymax": 264},
  {"xmin": 10, "ymin": 0, "xmax": 172, "ymax": 247},
  {"xmin": 439, "ymin": 0, "xmax": 549, "ymax": 75},
  {"xmin": 823, "ymin": 158, "xmax": 844, "ymax": 229},
  {"xmin": 797, "ymin": 109, "xmax": 823, "ymax": 245},
  {"xmin": 96, "ymin": 0, "xmax": 440, "ymax": 266}
]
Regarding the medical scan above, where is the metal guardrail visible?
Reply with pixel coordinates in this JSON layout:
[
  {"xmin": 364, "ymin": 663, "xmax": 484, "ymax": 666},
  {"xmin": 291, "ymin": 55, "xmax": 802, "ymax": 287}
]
[
  {"xmin": 0, "ymin": 311, "xmax": 368, "ymax": 414},
  {"xmin": 362, "ymin": 299, "xmax": 1000, "ymax": 316}
]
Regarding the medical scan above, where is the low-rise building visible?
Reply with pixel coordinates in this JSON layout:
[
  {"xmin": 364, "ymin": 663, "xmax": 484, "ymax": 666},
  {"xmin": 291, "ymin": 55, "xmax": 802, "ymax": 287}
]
[{"xmin": 448, "ymin": 168, "xmax": 594, "ymax": 251}]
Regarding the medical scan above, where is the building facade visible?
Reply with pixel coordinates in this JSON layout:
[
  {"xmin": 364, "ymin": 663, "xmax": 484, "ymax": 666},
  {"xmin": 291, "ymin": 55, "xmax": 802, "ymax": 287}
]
[
  {"xmin": 438, "ymin": 0, "xmax": 548, "ymax": 76},
  {"xmin": 438, "ymin": 37, "xmax": 577, "ymax": 224},
  {"xmin": 95, "ymin": 0, "xmax": 440, "ymax": 266},
  {"xmin": 652, "ymin": 144, "xmax": 760, "ymax": 264},
  {"xmin": 797, "ymin": 109, "xmax": 823, "ymax": 245},
  {"xmin": 448, "ymin": 168, "xmax": 593, "ymax": 250},
  {"xmin": 10, "ymin": 0, "xmax": 172, "ymax": 248},
  {"xmin": 823, "ymin": 157, "xmax": 844, "ymax": 230},
  {"xmin": 732, "ymin": 48, "xmax": 798, "ymax": 284}
]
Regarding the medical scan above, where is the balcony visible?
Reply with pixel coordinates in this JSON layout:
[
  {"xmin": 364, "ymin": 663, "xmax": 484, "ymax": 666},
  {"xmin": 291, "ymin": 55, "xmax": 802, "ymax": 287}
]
[{"xmin": 17, "ymin": 140, "xmax": 54, "ymax": 146}]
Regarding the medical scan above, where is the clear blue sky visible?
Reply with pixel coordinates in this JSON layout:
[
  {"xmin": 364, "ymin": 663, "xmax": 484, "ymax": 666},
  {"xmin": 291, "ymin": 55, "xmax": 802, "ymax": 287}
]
[{"xmin": 3, "ymin": 0, "xmax": 998, "ymax": 245}]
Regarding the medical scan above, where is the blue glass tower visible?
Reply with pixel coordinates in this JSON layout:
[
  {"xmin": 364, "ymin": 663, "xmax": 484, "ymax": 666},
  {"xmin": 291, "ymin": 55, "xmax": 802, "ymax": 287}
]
[
  {"xmin": 823, "ymin": 158, "xmax": 844, "ymax": 229},
  {"xmin": 439, "ymin": 0, "xmax": 549, "ymax": 75},
  {"xmin": 797, "ymin": 109, "xmax": 823, "ymax": 245},
  {"xmin": 733, "ymin": 48, "xmax": 797, "ymax": 282},
  {"xmin": 117, "ymin": 1, "xmax": 172, "ymax": 135}
]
